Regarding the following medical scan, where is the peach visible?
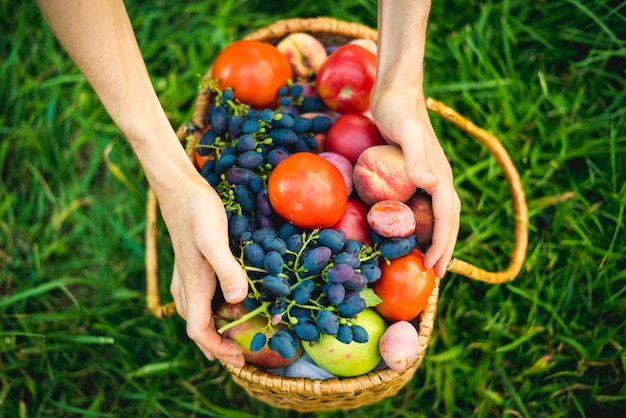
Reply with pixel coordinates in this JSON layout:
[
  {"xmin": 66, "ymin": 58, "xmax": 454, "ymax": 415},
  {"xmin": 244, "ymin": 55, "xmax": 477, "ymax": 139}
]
[
  {"xmin": 319, "ymin": 151, "xmax": 354, "ymax": 195},
  {"xmin": 406, "ymin": 192, "xmax": 434, "ymax": 245},
  {"xmin": 353, "ymin": 145, "xmax": 417, "ymax": 206},
  {"xmin": 349, "ymin": 38, "xmax": 377, "ymax": 55},
  {"xmin": 276, "ymin": 33, "xmax": 328, "ymax": 78}
]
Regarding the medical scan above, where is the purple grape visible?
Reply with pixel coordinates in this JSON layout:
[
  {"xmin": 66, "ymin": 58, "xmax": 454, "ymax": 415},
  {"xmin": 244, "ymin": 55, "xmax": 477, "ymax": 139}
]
[
  {"xmin": 286, "ymin": 234, "xmax": 303, "ymax": 253},
  {"xmin": 233, "ymin": 185, "xmax": 256, "ymax": 214},
  {"xmin": 319, "ymin": 229, "xmax": 345, "ymax": 254},
  {"xmin": 264, "ymin": 237, "xmax": 287, "ymax": 255},
  {"xmin": 311, "ymin": 115, "xmax": 332, "ymax": 133},
  {"xmin": 211, "ymin": 105, "xmax": 228, "ymax": 134},
  {"xmin": 293, "ymin": 317, "xmax": 320, "ymax": 342},
  {"xmin": 292, "ymin": 117, "xmax": 313, "ymax": 133},
  {"xmin": 301, "ymin": 96, "xmax": 324, "ymax": 113},
  {"xmin": 251, "ymin": 227, "xmax": 278, "ymax": 244},
  {"xmin": 302, "ymin": 246, "xmax": 332, "ymax": 274},
  {"xmin": 360, "ymin": 263, "xmax": 382, "ymax": 283},
  {"xmin": 351, "ymin": 325, "xmax": 369, "ymax": 343},
  {"xmin": 269, "ymin": 128, "xmax": 298, "ymax": 146},
  {"xmin": 292, "ymin": 279, "xmax": 315, "ymax": 304},
  {"xmin": 244, "ymin": 242, "xmax": 265, "ymax": 268},
  {"xmin": 200, "ymin": 159, "xmax": 216, "ymax": 178},
  {"xmin": 256, "ymin": 213, "xmax": 274, "ymax": 229},
  {"xmin": 274, "ymin": 112, "xmax": 294, "ymax": 129},
  {"xmin": 243, "ymin": 119, "xmax": 261, "ymax": 134},
  {"xmin": 380, "ymin": 237, "xmax": 416, "ymax": 259},
  {"xmin": 249, "ymin": 175, "xmax": 264, "ymax": 192},
  {"xmin": 315, "ymin": 310, "xmax": 339, "ymax": 335},
  {"xmin": 225, "ymin": 167, "xmax": 253, "ymax": 185},
  {"xmin": 218, "ymin": 153, "xmax": 237, "ymax": 168},
  {"xmin": 262, "ymin": 274, "xmax": 290, "ymax": 297},
  {"xmin": 268, "ymin": 329, "xmax": 299, "ymax": 359},
  {"xmin": 304, "ymin": 135, "xmax": 318, "ymax": 151},
  {"xmin": 332, "ymin": 252, "xmax": 361, "ymax": 269},
  {"xmin": 250, "ymin": 332, "xmax": 267, "ymax": 352},
  {"xmin": 235, "ymin": 134, "xmax": 255, "ymax": 152},
  {"xmin": 256, "ymin": 188, "xmax": 273, "ymax": 216},
  {"xmin": 243, "ymin": 296, "xmax": 261, "ymax": 312},
  {"xmin": 342, "ymin": 239, "xmax": 362, "ymax": 256},
  {"xmin": 238, "ymin": 150, "xmax": 264, "ymax": 169},
  {"xmin": 336, "ymin": 324, "xmax": 353, "ymax": 344},
  {"xmin": 279, "ymin": 222, "xmax": 300, "ymax": 242},
  {"xmin": 337, "ymin": 295, "xmax": 366, "ymax": 318},
  {"xmin": 228, "ymin": 214, "xmax": 250, "ymax": 242},
  {"xmin": 198, "ymin": 129, "xmax": 217, "ymax": 156},
  {"xmin": 263, "ymin": 252, "xmax": 284, "ymax": 276},
  {"xmin": 325, "ymin": 283, "xmax": 345, "ymax": 304},
  {"xmin": 344, "ymin": 272, "xmax": 367, "ymax": 292},
  {"xmin": 289, "ymin": 84, "xmax": 304, "ymax": 97},
  {"xmin": 266, "ymin": 148, "xmax": 290, "ymax": 167},
  {"xmin": 261, "ymin": 109, "xmax": 275, "ymax": 123},
  {"xmin": 326, "ymin": 264, "xmax": 353, "ymax": 284},
  {"xmin": 228, "ymin": 115, "xmax": 245, "ymax": 139}
]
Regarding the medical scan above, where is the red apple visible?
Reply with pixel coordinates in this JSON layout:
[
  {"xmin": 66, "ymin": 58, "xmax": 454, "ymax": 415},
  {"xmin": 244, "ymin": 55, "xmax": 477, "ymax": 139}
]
[{"xmin": 215, "ymin": 302, "xmax": 302, "ymax": 369}]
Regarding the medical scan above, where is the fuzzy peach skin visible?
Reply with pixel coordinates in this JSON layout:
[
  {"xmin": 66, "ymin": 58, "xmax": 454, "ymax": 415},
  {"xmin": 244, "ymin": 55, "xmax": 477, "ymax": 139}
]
[
  {"xmin": 353, "ymin": 145, "xmax": 417, "ymax": 206},
  {"xmin": 276, "ymin": 33, "xmax": 327, "ymax": 78},
  {"xmin": 349, "ymin": 38, "xmax": 378, "ymax": 55}
]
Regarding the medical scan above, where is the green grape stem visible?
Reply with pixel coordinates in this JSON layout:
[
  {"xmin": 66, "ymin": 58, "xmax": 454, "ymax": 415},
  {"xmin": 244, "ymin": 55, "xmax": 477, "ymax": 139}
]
[{"xmin": 216, "ymin": 301, "xmax": 272, "ymax": 334}]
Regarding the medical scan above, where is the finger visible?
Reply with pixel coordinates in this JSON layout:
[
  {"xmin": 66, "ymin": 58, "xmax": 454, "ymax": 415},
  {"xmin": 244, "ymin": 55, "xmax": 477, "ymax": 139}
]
[
  {"xmin": 184, "ymin": 288, "xmax": 245, "ymax": 366},
  {"xmin": 423, "ymin": 187, "xmax": 456, "ymax": 276},
  {"xmin": 398, "ymin": 121, "xmax": 439, "ymax": 190},
  {"xmin": 200, "ymin": 236, "xmax": 248, "ymax": 304}
]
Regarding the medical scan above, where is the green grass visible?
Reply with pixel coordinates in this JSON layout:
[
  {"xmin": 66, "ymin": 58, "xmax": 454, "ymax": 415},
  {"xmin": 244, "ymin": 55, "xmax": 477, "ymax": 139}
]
[{"xmin": 2, "ymin": 0, "xmax": 625, "ymax": 416}]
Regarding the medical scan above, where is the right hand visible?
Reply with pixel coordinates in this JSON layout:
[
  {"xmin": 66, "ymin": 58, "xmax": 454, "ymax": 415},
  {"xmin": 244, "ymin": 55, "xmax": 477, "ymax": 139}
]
[{"xmin": 159, "ymin": 176, "xmax": 248, "ymax": 367}]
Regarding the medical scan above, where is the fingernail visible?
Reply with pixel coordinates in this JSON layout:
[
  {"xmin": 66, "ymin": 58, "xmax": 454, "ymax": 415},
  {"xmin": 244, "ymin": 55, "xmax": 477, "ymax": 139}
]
[
  {"xmin": 418, "ymin": 171, "xmax": 437, "ymax": 184},
  {"xmin": 224, "ymin": 288, "xmax": 245, "ymax": 302}
]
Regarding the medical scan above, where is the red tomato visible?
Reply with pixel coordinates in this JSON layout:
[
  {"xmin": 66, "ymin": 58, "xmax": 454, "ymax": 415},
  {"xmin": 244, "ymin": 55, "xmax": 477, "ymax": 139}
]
[
  {"xmin": 211, "ymin": 40, "xmax": 293, "ymax": 109},
  {"xmin": 268, "ymin": 153, "xmax": 348, "ymax": 229},
  {"xmin": 325, "ymin": 113, "xmax": 387, "ymax": 165},
  {"xmin": 331, "ymin": 198, "xmax": 371, "ymax": 244},
  {"xmin": 316, "ymin": 44, "xmax": 377, "ymax": 114},
  {"xmin": 373, "ymin": 249, "xmax": 435, "ymax": 321}
]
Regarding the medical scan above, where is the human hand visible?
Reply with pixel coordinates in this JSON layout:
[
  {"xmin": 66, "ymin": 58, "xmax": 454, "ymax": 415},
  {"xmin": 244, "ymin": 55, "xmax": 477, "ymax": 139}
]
[
  {"xmin": 159, "ymin": 176, "xmax": 248, "ymax": 367},
  {"xmin": 370, "ymin": 89, "xmax": 460, "ymax": 277}
]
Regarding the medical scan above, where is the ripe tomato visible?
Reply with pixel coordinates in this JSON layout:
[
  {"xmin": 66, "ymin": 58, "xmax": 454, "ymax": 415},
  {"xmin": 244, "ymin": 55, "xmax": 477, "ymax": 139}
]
[
  {"xmin": 373, "ymin": 249, "xmax": 435, "ymax": 321},
  {"xmin": 211, "ymin": 40, "xmax": 293, "ymax": 109},
  {"xmin": 268, "ymin": 152, "xmax": 348, "ymax": 229},
  {"xmin": 331, "ymin": 198, "xmax": 371, "ymax": 244},
  {"xmin": 325, "ymin": 113, "xmax": 387, "ymax": 165},
  {"xmin": 316, "ymin": 44, "xmax": 377, "ymax": 114}
]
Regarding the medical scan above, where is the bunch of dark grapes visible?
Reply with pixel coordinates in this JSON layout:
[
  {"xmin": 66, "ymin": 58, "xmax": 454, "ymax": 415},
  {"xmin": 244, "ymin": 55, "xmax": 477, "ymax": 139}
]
[
  {"xmin": 241, "ymin": 227, "xmax": 383, "ymax": 358},
  {"xmin": 192, "ymin": 80, "xmax": 416, "ymax": 359}
]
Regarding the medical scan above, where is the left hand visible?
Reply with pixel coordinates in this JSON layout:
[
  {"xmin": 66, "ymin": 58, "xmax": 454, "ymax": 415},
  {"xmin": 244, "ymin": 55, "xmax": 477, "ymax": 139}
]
[{"xmin": 370, "ymin": 88, "xmax": 460, "ymax": 277}]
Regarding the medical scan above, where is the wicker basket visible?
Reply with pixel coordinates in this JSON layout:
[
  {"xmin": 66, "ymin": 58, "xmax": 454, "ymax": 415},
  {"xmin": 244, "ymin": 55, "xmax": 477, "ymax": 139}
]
[{"xmin": 144, "ymin": 17, "xmax": 529, "ymax": 412}]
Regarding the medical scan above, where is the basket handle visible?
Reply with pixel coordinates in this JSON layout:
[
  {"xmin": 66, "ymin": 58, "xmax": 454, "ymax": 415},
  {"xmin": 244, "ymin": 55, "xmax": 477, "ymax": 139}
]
[{"xmin": 426, "ymin": 98, "xmax": 528, "ymax": 283}]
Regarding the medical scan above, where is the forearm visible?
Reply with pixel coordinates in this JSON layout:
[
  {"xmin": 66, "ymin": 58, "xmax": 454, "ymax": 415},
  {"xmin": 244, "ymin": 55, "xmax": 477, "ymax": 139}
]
[
  {"xmin": 374, "ymin": 0, "xmax": 431, "ymax": 97},
  {"xmin": 38, "ymin": 0, "xmax": 198, "ymax": 196}
]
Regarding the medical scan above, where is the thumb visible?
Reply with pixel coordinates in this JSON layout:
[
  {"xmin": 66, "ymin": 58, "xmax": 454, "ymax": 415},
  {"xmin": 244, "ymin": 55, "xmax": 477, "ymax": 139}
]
[{"xmin": 212, "ymin": 255, "xmax": 248, "ymax": 303}]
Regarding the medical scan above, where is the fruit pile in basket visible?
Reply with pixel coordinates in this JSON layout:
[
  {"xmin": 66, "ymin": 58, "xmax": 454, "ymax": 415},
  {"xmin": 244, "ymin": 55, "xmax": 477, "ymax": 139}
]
[{"xmin": 188, "ymin": 33, "xmax": 436, "ymax": 378}]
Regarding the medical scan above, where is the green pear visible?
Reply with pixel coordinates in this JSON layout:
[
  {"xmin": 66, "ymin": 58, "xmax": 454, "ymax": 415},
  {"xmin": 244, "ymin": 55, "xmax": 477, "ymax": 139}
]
[{"xmin": 303, "ymin": 308, "xmax": 386, "ymax": 377}]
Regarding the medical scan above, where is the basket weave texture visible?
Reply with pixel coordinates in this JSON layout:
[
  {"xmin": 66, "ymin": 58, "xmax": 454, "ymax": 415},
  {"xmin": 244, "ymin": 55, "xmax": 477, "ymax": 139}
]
[{"xmin": 145, "ymin": 17, "xmax": 529, "ymax": 412}]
